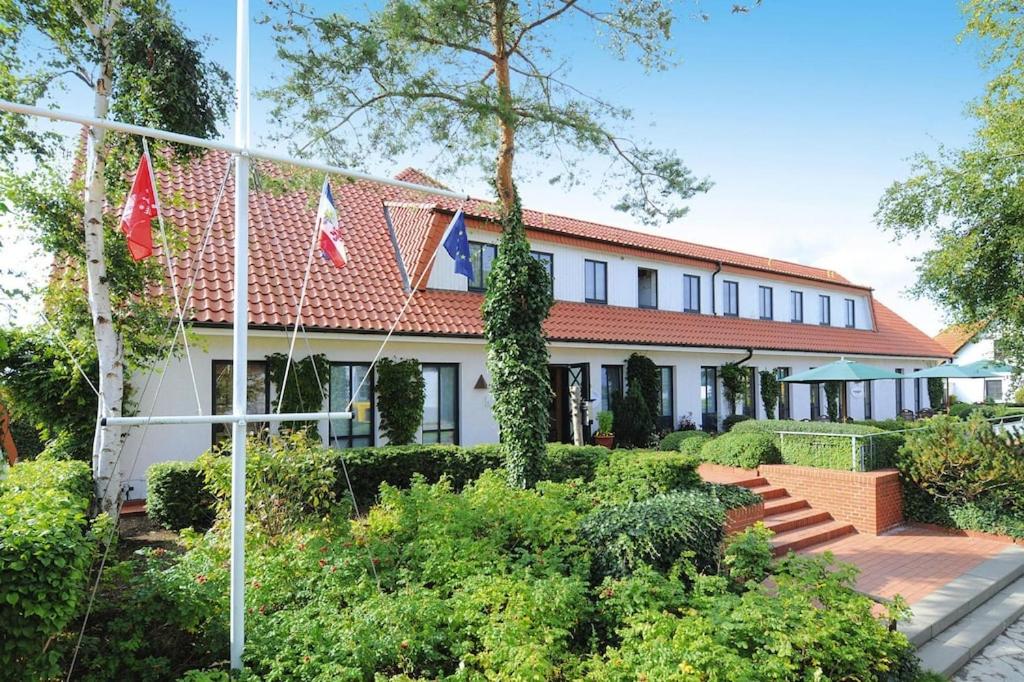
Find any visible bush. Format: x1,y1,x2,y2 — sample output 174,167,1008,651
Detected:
722,413,752,432
375,357,425,445
678,431,711,456
722,522,774,586
732,419,902,470
702,482,761,510
589,451,701,505
1,460,100,680
759,370,780,419
699,431,782,469
612,390,655,448
579,489,726,580
37,430,86,461
543,443,609,482
147,461,215,531
658,429,708,451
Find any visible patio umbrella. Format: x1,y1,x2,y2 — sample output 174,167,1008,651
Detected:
909,361,1009,412
781,359,904,421
958,360,1014,377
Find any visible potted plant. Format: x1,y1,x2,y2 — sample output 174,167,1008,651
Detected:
594,410,615,449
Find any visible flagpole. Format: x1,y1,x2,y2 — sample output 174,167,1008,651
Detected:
230,0,250,671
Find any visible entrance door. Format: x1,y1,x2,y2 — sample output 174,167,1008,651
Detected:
548,363,591,443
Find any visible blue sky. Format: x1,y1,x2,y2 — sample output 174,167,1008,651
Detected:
4,2,994,334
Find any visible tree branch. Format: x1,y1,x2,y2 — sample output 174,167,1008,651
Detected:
509,0,580,54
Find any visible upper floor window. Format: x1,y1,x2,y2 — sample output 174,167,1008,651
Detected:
723,280,739,316
638,267,658,309
844,298,856,328
683,274,701,313
790,291,803,323
759,286,773,320
468,242,496,291
819,294,831,326
585,259,607,304
530,250,554,296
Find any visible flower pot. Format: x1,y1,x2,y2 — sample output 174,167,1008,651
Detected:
594,434,614,449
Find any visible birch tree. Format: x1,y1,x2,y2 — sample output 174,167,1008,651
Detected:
0,0,229,509
266,0,755,486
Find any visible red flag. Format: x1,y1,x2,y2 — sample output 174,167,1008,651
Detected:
119,154,158,260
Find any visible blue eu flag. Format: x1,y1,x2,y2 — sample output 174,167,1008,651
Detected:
442,211,474,280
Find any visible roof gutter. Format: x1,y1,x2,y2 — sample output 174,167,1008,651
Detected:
710,261,722,315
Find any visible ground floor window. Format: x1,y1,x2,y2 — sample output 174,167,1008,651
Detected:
810,381,821,420
211,360,269,445
329,363,373,449
914,378,922,413
700,366,717,431
863,381,873,420
601,365,624,413
985,378,1003,402
422,364,459,444
743,366,757,417
775,367,791,419
657,366,674,431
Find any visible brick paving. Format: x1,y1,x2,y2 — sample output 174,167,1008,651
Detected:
803,525,1010,604
953,615,1024,681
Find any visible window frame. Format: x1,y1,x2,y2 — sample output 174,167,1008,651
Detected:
637,267,658,309
844,298,856,328
683,274,701,313
775,367,791,419
700,366,718,431
790,291,803,323
328,362,375,450
211,360,270,445
467,241,497,292
530,250,554,296
819,294,831,326
656,365,674,431
722,280,739,317
759,286,773,320
863,381,873,420
421,363,460,445
895,368,904,413
601,364,624,413
985,379,1003,402
585,259,608,304
743,366,758,417
810,381,821,420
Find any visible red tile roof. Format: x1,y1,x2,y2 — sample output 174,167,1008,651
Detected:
150,151,949,359
934,322,985,355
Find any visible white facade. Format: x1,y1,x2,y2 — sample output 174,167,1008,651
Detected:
949,335,1013,403
121,328,936,499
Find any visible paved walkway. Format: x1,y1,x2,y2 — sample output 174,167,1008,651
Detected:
803,525,1010,604
954,615,1024,681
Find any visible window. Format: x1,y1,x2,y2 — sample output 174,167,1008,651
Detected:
790,291,803,323
759,286,773,320
985,379,1004,402
810,382,821,420
863,381,872,420
914,377,921,413
775,367,791,419
723,280,739,316
743,366,757,417
700,366,718,431
657,366,674,431
585,259,607,304
895,368,904,413
819,294,831,325
530,250,554,296
638,267,658,309
329,363,373,449
468,242,496,291
212,360,269,445
844,298,856,328
683,274,701,313
601,365,624,413
422,364,458,444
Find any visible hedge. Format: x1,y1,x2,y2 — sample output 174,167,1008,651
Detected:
589,450,701,505
147,461,216,531
730,419,902,470
699,431,782,469
657,430,706,451
0,460,99,680
678,431,711,456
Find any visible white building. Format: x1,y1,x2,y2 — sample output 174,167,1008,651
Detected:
934,323,1014,403
120,157,951,498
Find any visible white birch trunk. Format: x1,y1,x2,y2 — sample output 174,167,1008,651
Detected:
83,3,125,512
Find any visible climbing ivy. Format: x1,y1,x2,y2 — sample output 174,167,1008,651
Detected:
482,192,554,488
928,377,945,411
720,364,749,416
759,370,780,420
626,353,660,420
265,353,329,437
824,381,841,422
375,357,425,445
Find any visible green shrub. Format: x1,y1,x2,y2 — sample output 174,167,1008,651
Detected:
1,460,100,680
678,431,711,456
949,402,976,419
375,357,425,445
731,419,902,470
658,429,709,451
722,522,774,586
147,461,215,531
927,377,945,410
722,413,752,432
579,489,726,579
37,430,86,461
612,390,655,448
702,482,761,510
699,431,782,469
759,370,780,419
589,450,701,505
542,444,609,482
596,410,613,436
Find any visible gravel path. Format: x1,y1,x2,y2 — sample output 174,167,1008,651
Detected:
953,616,1024,681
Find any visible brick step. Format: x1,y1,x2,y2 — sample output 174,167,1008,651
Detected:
771,520,856,556
747,484,788,501
731,476,768,489
763,508,834,534
762,496,810,515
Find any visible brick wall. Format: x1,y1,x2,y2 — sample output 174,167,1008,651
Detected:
724,501,765,535
759,465,903,534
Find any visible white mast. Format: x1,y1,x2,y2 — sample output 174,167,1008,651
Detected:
230,0,250,670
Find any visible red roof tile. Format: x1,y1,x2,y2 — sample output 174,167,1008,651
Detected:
934,322,986,355
148,152,948,358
